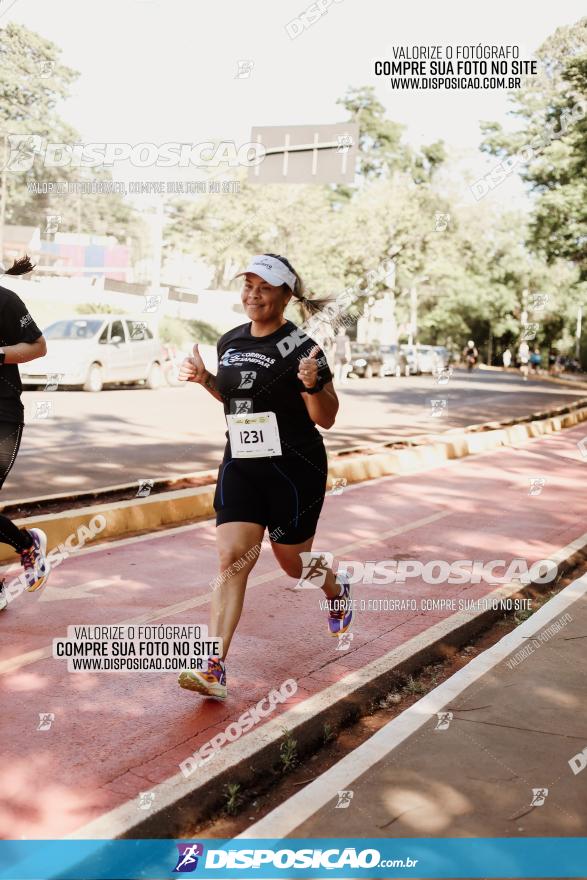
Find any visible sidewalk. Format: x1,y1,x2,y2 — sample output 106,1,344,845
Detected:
1,423,587,839
243,573,587,843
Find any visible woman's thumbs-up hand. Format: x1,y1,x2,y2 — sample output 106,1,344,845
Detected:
297,345,320,389
178,343,208,383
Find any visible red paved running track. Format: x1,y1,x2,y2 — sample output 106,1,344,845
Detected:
0,424,586,837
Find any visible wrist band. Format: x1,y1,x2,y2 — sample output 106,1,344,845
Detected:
304,379,324,395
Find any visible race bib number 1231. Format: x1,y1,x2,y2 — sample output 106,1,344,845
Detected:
226,411,282,458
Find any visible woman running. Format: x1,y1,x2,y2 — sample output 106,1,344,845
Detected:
0,257,50,612
177,254,352,699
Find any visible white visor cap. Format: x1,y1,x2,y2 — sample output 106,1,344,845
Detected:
234,255,296,292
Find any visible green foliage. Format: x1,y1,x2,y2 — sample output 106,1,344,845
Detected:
6,21,584,361
402,675,427,696
480,17,587,279
279,728,298,773
322,722,335,744
0,23,149,249
158,316,219,347
76,303,124,315
336,85,413,180
223,783,243,816
335,86,446,183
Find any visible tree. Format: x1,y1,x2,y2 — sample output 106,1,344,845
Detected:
336,86,446,186
0,23,146,247
480,16,587,277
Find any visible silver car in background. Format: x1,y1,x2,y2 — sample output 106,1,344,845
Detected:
433,346,450,369
379,344,409,377
20,315,164,392
414,344,438,374
400,344,450,374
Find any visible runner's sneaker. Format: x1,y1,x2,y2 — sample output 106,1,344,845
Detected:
178,657,227,700
327,576,353,636
0,580,6,612
20,528,49,593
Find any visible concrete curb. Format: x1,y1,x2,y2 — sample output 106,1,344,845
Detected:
0,485,216,566
68,531,587,840
2,399,587,565
2,469,219,515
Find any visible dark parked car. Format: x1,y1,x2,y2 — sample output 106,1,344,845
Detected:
348,343,384,378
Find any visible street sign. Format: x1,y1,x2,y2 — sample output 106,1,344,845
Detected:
249,122,359,184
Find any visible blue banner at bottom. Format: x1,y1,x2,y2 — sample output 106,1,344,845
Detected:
0,838,586,879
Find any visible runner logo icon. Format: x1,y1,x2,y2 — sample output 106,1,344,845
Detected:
296,551,333,589
435,711,453,731
231,399,253,414
37,713,55,731
238,370,257,389
335,790,354,808
173,843,204,873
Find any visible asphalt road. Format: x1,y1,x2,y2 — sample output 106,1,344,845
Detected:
3,368,586,503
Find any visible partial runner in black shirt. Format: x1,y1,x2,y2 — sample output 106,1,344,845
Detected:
176,254,353,701
0,257,51,612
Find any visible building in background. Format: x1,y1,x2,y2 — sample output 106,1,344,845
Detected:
1,226,131,281
1,225,41,267
39,232,131,281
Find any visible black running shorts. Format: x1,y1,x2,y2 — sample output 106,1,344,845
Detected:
213,439,328,544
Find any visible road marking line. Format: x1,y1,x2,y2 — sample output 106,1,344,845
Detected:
0,510,450,676
239,571,587,839
0,519,215,579
39,577,119,603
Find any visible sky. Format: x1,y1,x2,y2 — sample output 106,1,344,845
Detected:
3,0,586,203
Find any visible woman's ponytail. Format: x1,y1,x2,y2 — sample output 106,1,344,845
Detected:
265,253,336,321
4,255,35,276
296,293,329,317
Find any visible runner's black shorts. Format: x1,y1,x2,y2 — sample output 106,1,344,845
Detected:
214,439,328,544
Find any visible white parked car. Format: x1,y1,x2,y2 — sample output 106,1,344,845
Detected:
20,315,165,392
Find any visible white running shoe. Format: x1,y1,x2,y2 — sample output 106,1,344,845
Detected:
178,657,227,700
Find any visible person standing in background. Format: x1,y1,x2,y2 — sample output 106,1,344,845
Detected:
530,347,542,374
462,340,479,372
548,349,557,375
518,340,530,381
333,328,351,384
